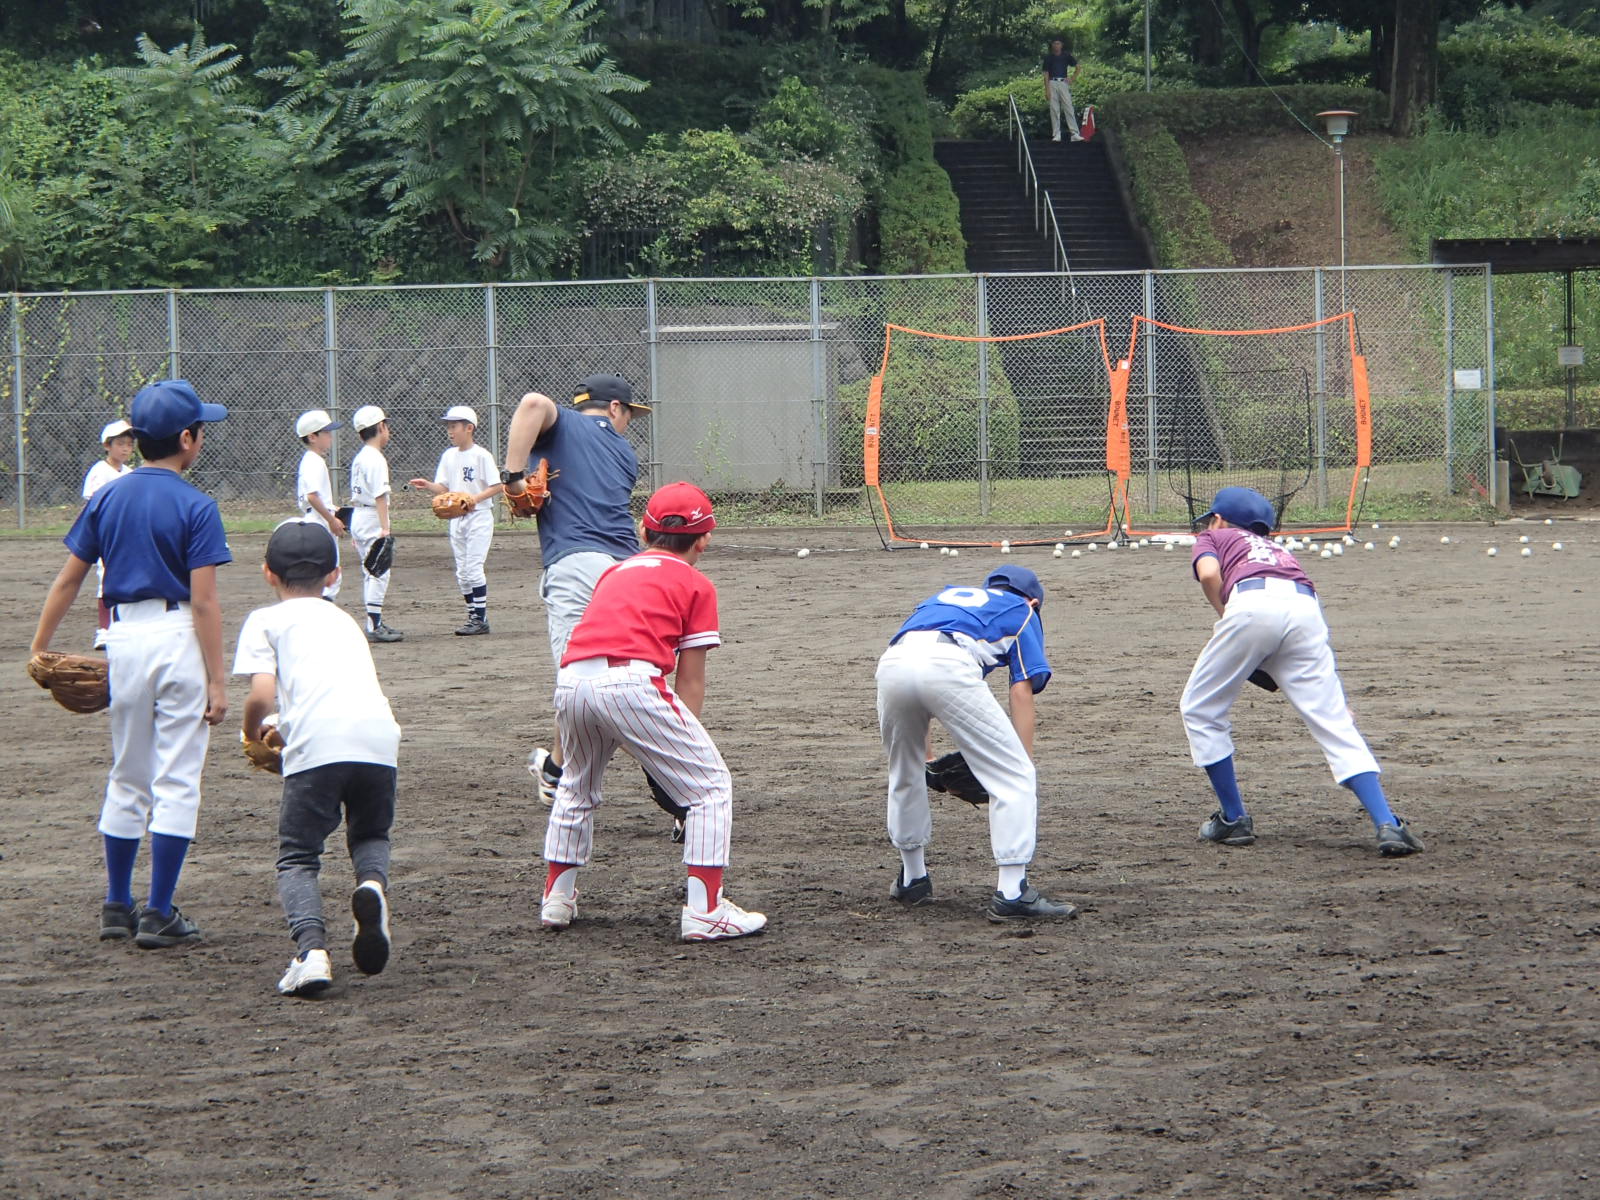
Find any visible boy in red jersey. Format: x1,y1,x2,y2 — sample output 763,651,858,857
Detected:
538,481,767,942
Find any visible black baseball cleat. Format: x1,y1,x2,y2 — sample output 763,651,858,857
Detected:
986,882,1077,922
135,906,202,949
890,869,933,906
453,617,490,636
100,901,138,941
1199,810,1256,846
366,622,404,644
1377,818,1424,856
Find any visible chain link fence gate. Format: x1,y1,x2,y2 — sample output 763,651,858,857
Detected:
4,265,1493,530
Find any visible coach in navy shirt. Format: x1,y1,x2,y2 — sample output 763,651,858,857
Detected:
1042,37,1083,142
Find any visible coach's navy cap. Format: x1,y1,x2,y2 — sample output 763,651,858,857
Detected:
266,519,338,583
1202,486,1275,535
573,374,650,412
986,565,1044,609
130,379,228,439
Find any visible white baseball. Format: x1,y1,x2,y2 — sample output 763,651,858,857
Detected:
920,541,930,550
939,546,950,556
949,548,959,557
1553,542,1564,551
1364,542,1374,550
1440,536,1451,544
1087,543,1097,551
1521,547,1532,557
1001,540,1011,553
1486,547,1498,557
1106,542,1117,552
797,547,809,558
1070,549,1081,558
1054,542,1065,552
1052,548,1063,558
1320,548,1332,559
1545,518,1554,525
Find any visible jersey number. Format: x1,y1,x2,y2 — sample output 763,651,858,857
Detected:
936,586,997,608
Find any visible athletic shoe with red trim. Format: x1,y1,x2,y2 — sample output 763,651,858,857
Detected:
541,889,578,931
680,897,767,942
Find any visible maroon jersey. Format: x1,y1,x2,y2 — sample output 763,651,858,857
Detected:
1192,527,1314,596
561,550,720,673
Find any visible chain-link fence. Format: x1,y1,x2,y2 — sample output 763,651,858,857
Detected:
3,265,1493,530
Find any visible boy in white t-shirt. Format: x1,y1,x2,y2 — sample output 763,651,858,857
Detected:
348,405,402,643
407,404,503,635
293,409,345,600
234,520,403,998
83,419,136,648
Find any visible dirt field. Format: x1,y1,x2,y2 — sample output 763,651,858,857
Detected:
3,516,1598,1200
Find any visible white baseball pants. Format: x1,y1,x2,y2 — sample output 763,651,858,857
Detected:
876,632,1038,866
544,659,733,868
349,506,389,611
101,601,211,840
1048,79,1081,139
303,508,341,599
1180,578,1380,782
541,551,621,664
449,509,493,593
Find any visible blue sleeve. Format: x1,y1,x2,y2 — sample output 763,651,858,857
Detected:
63,498,100,564
188,500,232,569
1008,614,1052,694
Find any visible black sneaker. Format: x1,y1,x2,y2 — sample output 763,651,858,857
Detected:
100,901,138,941
1377,819,1424,857
135,906,202,949
1199,810,1256,846
890,869,933,906
454,617,490,636
986,882,1077,922
351,881,391,975
366,622,404,644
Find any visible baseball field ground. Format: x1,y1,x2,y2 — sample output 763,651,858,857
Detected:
3,518,1596,1198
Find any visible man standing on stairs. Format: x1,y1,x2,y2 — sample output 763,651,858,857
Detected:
1043,37,1083,143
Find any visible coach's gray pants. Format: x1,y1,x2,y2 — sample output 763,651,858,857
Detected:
277,761,396,952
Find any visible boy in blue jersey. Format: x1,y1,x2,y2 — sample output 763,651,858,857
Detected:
500,374,650,804
31,380,231,948
875,565,1079,922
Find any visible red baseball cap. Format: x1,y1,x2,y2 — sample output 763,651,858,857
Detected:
643,481,716,534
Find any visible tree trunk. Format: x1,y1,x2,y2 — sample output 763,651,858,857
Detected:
1389,0,1440,136
1191,2,1225,72
925,0,961,92
1369,10,1393,94
1227,0,1263,84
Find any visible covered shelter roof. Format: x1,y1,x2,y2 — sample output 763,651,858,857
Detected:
1431,236,1600,274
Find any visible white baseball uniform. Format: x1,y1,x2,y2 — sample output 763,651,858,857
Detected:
543,552,730,868
82,460,132,601
295,448,341,599
434,443,497,593
876,586,1052,866
1180,529,1379,782
349,443,392,613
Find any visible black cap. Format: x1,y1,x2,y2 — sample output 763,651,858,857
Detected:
572,374,650,412
266,519,338,583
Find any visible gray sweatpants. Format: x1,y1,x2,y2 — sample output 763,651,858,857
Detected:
277,761,396,952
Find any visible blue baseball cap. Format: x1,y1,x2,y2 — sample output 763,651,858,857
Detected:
130,379,228,439
1202,486,1275,535
986,564,1045,609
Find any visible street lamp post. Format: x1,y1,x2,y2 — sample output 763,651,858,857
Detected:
1316,110,1357,313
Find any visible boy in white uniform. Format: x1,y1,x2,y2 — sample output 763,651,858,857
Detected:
234,520,402,997
407,404,503,635
83,418,136,649
348,405,402,643
293,409,345,600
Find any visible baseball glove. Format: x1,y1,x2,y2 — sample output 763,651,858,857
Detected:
364,535,395,576
431,490,476,520
1246,667,1279,693
241,716,286,775
334,505,354,531
645,769,690,843
504,458,556,519
27,651,110,714
925,750,989,806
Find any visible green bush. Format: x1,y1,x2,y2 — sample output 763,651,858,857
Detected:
878,161,966,275
857,65,935,169
1103,124,1229,269
1096,85,1387,139
949,63,1147,140
1441,15,1600,112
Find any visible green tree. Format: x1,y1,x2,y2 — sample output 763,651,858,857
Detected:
345,0,646,276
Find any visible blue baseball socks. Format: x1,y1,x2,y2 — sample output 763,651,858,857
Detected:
1341,771,1397,828
1203,756,1247,821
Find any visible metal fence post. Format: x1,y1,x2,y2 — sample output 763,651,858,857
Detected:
1485,266,1497,509
11,294,25,529
1142,270,1158,517
324,289,342,496
484,284,500,462
167,290,180,378
810,277,824,519
1313,268,1329,508
645,279,661,491
976,274,991,518
1443,269,1455,494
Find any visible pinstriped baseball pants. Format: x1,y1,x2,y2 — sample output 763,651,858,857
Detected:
543,660,732,868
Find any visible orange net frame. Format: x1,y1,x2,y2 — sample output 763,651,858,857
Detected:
1115,312,1371,537
865,319,1122,548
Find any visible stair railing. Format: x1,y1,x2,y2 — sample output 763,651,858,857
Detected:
1006,93,1076,289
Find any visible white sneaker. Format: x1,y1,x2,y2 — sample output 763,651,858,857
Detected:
277,948,333,997
93,629,108,650
527,748,559,806
350,881,391,975
680,897,767,942
1070,133,1086,142
541,889,577,930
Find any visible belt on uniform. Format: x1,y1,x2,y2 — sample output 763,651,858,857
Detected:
1234,577,1315,598
562,655,663,678
894,629,961,646
111,599,183,621
1050,77,1068,81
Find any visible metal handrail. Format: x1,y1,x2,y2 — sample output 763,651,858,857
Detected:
1005,93,1077,295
